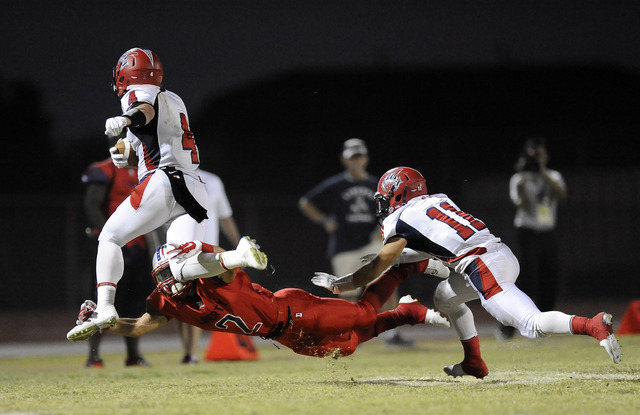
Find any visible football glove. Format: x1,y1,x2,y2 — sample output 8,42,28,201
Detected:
167,241,203,263
311,272,339,293
104,116,128,137
109,146,129,168
76,300,97,325
311,272,356,294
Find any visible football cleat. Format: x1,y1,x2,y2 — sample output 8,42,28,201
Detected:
396,295,451,327
67,305,119,343
220,236,268,270
125,357,150,367
590,312,621,363
181,354,200,365
601,334,622,364
444,361,489,379
85,358,104,368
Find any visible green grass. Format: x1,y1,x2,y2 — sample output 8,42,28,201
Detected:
1,335,639,415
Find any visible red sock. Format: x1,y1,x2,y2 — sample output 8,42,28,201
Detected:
570,316,589,336
571,313,611,341
461,336,482,361
355,307,415,342
460,336,489,378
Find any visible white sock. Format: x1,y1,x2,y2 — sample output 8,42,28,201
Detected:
537,311,573,336
96,240,123,309
97,285,117,310
219,249,244,269
174,252,227,281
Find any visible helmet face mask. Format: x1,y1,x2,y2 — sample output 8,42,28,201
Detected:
374,192,391,225
375,167,428,222
151,244,192,298
112,48,163,98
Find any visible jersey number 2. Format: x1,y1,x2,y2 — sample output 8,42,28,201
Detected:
180,113,199,164
426,202,486,240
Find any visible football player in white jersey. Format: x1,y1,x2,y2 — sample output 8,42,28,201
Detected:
68,48,209,342
312,166,621,378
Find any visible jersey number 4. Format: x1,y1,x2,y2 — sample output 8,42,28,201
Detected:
427,202,486,240
180,113,200,164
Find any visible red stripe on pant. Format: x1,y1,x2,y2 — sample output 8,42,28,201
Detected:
129,173,153,210
466,258,503,300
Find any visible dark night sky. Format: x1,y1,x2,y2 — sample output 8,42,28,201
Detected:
3,1,640,143
2,1,640,308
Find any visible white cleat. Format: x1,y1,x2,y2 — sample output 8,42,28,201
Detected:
600,333,622,364
591,312,622,364
426,309,451,328
443,363,467,377
221,236,268,270
66,305,119,343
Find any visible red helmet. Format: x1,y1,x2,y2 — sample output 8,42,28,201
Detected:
375,167,428,220
112,48,163,98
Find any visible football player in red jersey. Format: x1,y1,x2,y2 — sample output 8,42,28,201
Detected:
312,166,621,377
69,238,450,358
68,48,210,341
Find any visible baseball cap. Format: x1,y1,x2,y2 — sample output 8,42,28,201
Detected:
342,138,368,159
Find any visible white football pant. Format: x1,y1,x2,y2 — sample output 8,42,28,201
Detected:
95,170,207,309
434,244,573,340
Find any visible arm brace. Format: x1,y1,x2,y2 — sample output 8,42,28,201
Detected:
122,107,147,128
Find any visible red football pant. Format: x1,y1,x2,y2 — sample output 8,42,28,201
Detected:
274,263,420,357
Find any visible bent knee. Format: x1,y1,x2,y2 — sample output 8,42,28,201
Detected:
433,283,455,311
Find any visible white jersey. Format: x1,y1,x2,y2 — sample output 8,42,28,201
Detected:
120,85,201,181
199,170,234,245
382,193,502,274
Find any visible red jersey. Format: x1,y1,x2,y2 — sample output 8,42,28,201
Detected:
146,267,414,357
146,270,288,338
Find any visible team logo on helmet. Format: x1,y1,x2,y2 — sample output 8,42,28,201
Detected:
119,49,155,70
140,49,155,65
119,51,132,70
380,170,403,194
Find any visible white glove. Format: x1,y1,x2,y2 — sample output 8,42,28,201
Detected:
105,116,128,137
171,280,188,295
167,241,203,264
311,272,339,294
424,259,450,279
109,145,129,168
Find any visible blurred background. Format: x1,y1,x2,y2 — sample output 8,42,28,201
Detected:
1,1,638,321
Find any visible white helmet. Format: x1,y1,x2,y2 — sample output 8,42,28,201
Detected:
151,244,191,297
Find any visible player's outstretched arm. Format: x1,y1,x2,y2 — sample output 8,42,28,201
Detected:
110,313,168,337
313,237,408,293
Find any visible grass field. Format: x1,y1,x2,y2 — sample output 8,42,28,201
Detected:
1,335,638,415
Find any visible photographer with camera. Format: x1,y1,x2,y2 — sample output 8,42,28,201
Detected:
498,137,567,340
